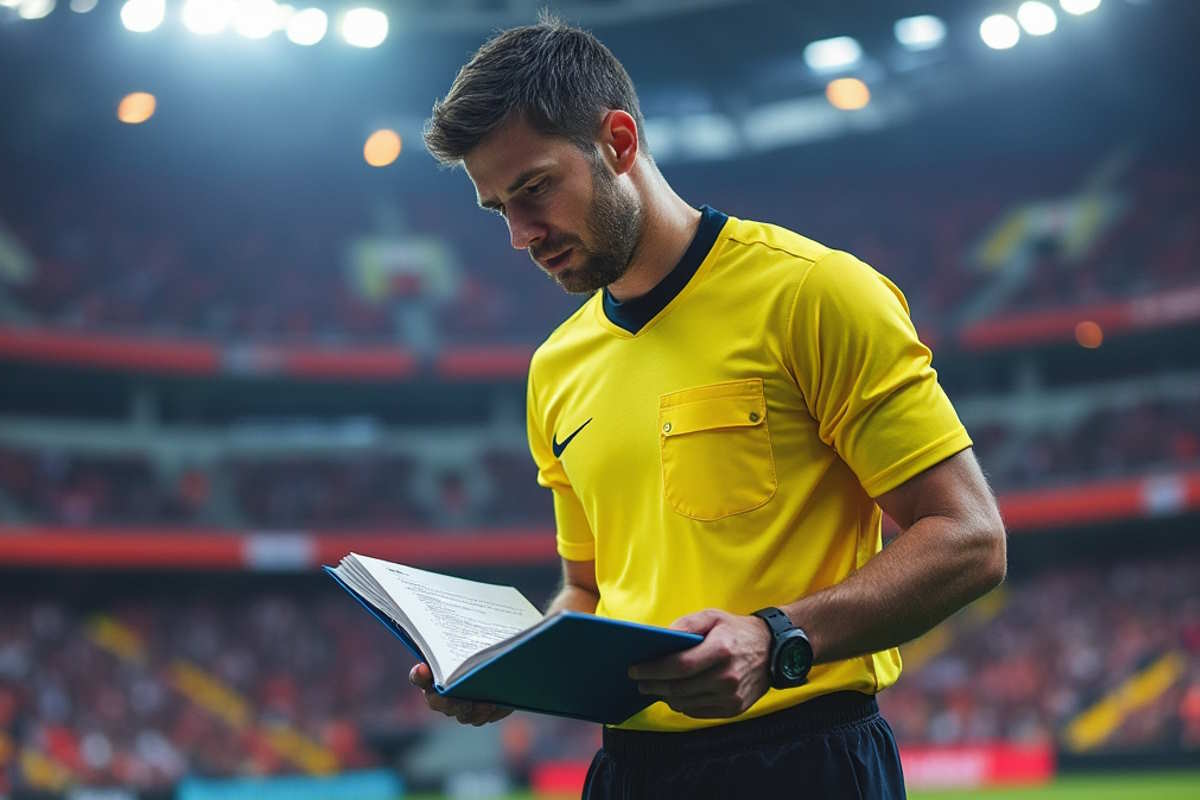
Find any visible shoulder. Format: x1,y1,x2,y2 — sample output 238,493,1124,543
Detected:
528,292,602,385
719,215,832,274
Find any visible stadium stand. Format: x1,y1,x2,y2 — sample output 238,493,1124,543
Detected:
3,154,1197,349
0,556,1194,793
2,381,1197,528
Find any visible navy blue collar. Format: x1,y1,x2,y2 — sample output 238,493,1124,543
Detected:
602,205,727,334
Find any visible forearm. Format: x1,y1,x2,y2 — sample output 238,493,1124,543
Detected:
783,512,1006,664
545,583,599,616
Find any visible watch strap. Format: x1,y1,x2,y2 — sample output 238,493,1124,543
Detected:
752,606,793,640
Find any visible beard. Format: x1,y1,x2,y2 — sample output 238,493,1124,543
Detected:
535,156,644,295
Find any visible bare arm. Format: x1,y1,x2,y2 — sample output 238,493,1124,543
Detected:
545,557,600,616
782,447,1007,662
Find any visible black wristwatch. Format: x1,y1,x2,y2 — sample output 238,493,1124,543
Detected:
751,607,813,689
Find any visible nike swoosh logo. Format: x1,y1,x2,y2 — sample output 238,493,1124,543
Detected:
552,418,593,458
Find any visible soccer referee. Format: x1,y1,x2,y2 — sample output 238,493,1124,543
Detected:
409,16,1007,799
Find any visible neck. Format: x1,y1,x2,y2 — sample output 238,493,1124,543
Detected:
605,165,701,303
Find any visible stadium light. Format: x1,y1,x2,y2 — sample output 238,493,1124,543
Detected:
182,0,235,35
980,14,1021,49
803,36,862,73
0,0,21,8
341,7,388,48
894,15,946,51
273,2,292,30
17,0,55,19
1060,0,1102,14
364,129,402,167
120,0,164,32
1017,2,1059,35
286,7,326,45
70,0,98,13
117,92,157,125
825,78,870,111
233,0,278,39
1075,320,1103,348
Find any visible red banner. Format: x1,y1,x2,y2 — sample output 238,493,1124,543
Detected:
960,285,1200,350
900,743,1055,788
0,471,1196,570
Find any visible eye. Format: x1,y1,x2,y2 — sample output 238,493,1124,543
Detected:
525,179,548,196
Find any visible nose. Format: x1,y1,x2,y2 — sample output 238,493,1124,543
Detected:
507,212,546,251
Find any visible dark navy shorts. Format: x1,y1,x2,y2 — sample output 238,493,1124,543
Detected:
582,691,906,799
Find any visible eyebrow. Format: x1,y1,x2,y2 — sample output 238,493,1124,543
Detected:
478,167,549,210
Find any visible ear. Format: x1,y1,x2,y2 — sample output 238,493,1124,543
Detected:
599,110,639,176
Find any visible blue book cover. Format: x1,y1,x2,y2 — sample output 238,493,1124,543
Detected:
324,564,702,725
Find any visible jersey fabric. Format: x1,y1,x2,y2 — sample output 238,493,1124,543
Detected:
525,206,972,732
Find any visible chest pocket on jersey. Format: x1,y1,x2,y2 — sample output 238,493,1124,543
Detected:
658,378,777,521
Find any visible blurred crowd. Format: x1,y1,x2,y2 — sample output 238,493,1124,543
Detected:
970,390,1200,491
1,390,1197,530
0,556,1196,794
2,154,1196,348
0,448,548,530
0,590,412,794
879,556,1200,752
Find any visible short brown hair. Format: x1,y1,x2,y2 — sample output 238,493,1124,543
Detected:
423,13,647,165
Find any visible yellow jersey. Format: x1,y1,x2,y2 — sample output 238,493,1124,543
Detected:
526,206,971,731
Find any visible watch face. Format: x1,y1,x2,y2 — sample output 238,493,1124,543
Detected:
779,638,811,680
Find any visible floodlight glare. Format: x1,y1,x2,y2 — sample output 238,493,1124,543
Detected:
17,0,55,19
894,15,946,51
234,0,278,39
826,78,870,111
117,92,157,125
0,0,22,8
120,0,164,32
803,36,862,73
341,7,388,48
286,7,326,45
980,14,1021,49
1017,2,1058,35
273,2,293,30
364,129,402,167
70,0,98,13
182,0,235,35
1060,0,1101,14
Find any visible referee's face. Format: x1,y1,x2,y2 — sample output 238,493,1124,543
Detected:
465,117,643,295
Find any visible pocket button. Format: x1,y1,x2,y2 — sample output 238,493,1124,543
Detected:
748,412,760,422
662,422,672,433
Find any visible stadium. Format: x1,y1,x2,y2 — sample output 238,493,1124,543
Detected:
0,0,1198,797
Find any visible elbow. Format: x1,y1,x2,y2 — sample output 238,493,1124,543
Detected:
975,518,1008,595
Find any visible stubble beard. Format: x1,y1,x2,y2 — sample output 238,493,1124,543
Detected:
548,157,644,296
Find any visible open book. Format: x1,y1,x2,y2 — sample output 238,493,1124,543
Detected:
326,553,703,724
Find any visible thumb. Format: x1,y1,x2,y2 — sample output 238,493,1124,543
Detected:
670,609,725,635
409,663,432,687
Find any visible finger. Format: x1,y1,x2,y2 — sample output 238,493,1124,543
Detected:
669,609,725,635
409,663,433,688
426,692,471,717
464,703,498,725
630,638,725,681
638,665,727,698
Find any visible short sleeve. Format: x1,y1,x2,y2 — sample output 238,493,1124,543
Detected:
786,250,972,497
526,363,596,561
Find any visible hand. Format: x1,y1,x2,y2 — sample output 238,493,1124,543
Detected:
408,663,514,726
628,609,772,719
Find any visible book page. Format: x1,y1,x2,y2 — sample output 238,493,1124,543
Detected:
351,554,544,684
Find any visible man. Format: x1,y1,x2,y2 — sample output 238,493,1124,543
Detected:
409,15,1006,799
